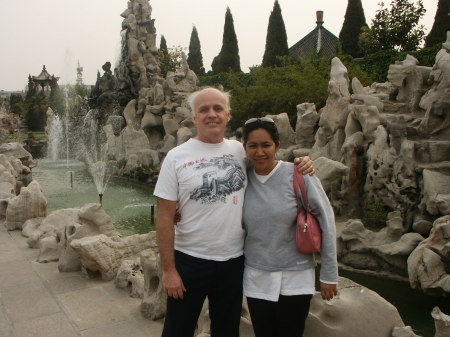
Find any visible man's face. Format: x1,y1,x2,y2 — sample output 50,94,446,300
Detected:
193,89,230,144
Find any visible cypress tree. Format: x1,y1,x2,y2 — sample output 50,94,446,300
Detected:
339,0,367,57
212,7,241,73
262,0,289,67
187,26,205,76
425,0,450,47
160,35,168,52
159,35,171,76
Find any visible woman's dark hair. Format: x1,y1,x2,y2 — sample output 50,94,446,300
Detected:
242,119,280,145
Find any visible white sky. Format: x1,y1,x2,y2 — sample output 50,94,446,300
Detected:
0,0,439,91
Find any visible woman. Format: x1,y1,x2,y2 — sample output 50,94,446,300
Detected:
242,117,338,337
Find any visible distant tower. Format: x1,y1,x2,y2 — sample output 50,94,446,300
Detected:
76,61,84,85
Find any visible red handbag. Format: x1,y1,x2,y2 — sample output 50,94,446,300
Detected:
293,169,322,253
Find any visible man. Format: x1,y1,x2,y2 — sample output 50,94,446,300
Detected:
154,88,313,337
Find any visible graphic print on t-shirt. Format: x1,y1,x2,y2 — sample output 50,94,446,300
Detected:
190,154,246,204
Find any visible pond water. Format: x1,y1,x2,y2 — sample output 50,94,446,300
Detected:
32,159,449,336
32,159,155,236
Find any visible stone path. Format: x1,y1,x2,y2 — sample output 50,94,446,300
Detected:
0,223,255,337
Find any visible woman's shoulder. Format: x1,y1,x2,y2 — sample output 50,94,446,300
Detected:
280,161,295,170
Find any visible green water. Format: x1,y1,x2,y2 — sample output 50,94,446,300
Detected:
32,159,155,236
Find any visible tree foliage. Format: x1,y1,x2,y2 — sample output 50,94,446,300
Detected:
359,0,426,55
26,75,35,100
49,77,65,115
158,35,170,76
24,92,48,131
352,43,441,82
211,7,241,74
159,35,186,76
160,35,167,52
201,56,373,131
187,26,205,76
425,0,450,47
262,0,289,67
339,0,367,57
9,94,26,116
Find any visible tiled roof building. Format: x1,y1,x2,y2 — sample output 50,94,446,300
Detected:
289,11,338,60
31,65,59,95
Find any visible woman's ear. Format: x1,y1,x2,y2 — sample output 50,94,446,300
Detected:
275,141,281,151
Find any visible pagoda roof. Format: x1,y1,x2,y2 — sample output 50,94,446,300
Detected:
289,11,338,60
32,65,59,82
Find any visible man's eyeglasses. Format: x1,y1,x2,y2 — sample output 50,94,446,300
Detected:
244,117,275,127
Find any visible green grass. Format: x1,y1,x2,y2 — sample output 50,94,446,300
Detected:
6,131,47,142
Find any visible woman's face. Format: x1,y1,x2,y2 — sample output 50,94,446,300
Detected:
244,128,280,175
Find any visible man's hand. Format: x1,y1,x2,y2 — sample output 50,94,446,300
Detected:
294,156,315,175
162,268,186,299
320,282,338,301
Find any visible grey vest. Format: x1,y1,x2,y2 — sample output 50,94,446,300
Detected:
243,161,338,282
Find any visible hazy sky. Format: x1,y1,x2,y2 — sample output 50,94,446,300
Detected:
0,0,439,91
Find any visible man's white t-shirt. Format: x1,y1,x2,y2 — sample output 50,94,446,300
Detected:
154,138,247,261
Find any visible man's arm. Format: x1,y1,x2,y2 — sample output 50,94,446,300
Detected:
294,156,315,175
156,197,186,299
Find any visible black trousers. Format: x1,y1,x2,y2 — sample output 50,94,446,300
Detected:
247,294,313,337
162,251,244,337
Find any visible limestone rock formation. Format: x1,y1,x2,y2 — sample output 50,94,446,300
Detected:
407,215,450,296
5,180,47,230
70,232,156,280
0,142,35,168
70,0,199,185
166,52,199,93
192,277,413,337
339,218,423,274
421,170,450,216
140,249,167,320
387,54,431,112
267,112,296,148
295,103,319,148
304,277,407,337
432,306,450,337
115,255,145,298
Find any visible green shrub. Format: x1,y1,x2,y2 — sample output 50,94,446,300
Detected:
363,203,390,230
117,158,127,169
200,56,374,131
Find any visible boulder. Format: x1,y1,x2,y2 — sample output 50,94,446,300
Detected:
432,306,450,337
407,215,450,296
140,249,166,320
339,217,421,273
295,103,319,148
115,255,145,298
267,112,295,148
5,180,47,230
304,277,406,337
313,157,348,195
70,232,156,280
421,170,450,216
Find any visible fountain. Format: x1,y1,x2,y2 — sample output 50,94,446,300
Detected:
45,112,63,161
76,108,111,204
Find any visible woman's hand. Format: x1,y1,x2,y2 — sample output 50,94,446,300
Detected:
320,282,338,300
294,156,315,175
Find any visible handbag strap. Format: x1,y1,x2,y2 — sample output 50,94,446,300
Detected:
293,168,309,211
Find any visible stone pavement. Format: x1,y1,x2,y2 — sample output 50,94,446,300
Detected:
0,222,255,337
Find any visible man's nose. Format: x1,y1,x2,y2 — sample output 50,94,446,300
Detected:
206,108,216,117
